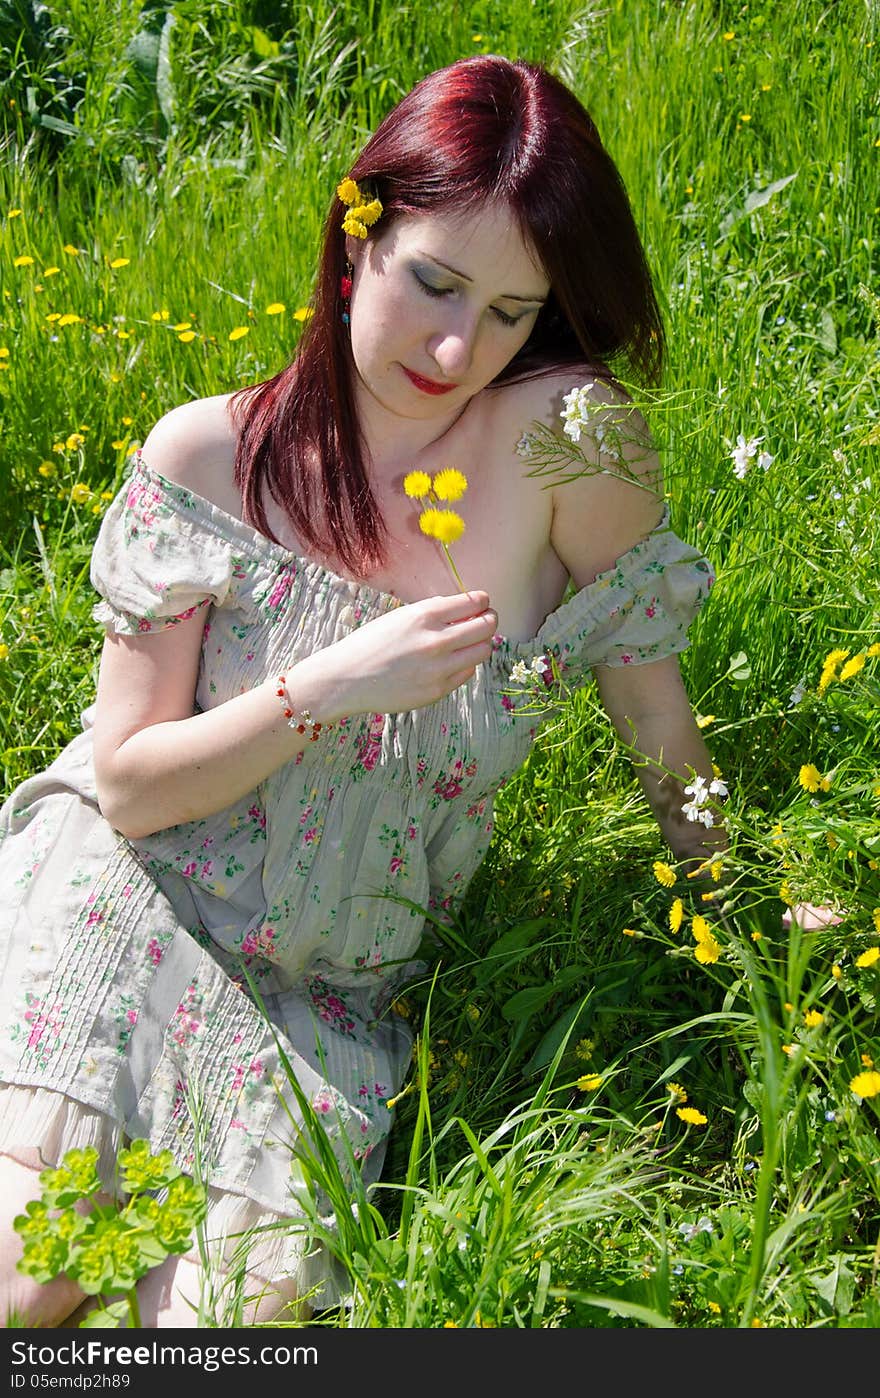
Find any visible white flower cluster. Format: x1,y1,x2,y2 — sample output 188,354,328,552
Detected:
510,654,551,685
681,774,728,827
561,383,597,443
730,433,774,480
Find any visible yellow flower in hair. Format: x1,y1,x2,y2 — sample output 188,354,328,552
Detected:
337,178,361,206
342,210,369,239
355,199,383,227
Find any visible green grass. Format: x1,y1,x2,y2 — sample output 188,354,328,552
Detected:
1,0,879,1328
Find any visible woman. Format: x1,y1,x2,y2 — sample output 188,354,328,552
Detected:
0,55,720,1326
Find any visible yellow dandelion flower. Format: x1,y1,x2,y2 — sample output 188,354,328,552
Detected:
70,483,91,504
151,309,170,321
666,1081,687,1103
739,113,752,123
784,1001,794,1013
867,643,880,657
293,306,313,322
228,326,249,341
111,439,126,451
695,713,715,728
44,266,60,277
849,1071,880,1099
803,1009,824,1028
429,510,465,545
723,31,735,40
653,861,676,888
577,1074,603,1092
676,1107,707,1126
38,461,56,478
855,946,880,968
691,914,712,942
109,257,130,269
621,927,642,938
839,653,865,681
57,313,82,327
861,1053,874,1068
172,321,191,332
0,347,8,359
0,643,8,660
782,1044,795,1056
432,468,468,502
65,433,84,450
751,930,762,941
265,302,285,315
13,255,34,267
177,331,196,343
708,1301,722,1315
8,208,22,217
831,963,842,980
62,244,80,255
403,470,432,499
694,934,721,964
669,898,684,934
798,763,824,793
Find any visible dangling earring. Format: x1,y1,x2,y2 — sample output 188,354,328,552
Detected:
341,258,353,326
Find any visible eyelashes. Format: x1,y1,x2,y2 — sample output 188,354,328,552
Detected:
413,271,522,327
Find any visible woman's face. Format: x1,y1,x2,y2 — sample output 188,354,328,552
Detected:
347,201,549,437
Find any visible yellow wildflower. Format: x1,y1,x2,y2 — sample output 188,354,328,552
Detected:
798,763,824,793
420,508,464,545
13,255,34,267
695,714,715,728
151,309,170,321
0,643,8,660
691,915,713,942
666,1081,687,1103
839,653,865,681
855,946,879,968
65,433,84,450
0,347,8,358
293,306,313,322
577,1074,603,1092
751,930,762,941
432,468,469,502
109,257,130,269
849,1071,880,1099
8,208,22,217
676,1107,707,1126
44,266,60,277
336,178,361,206
867,643,880,657
803,1009,824,1028
70,483,91,504
265,303,285,315
621,927,642,938
403,470,432,499
669,897,684,934
62,244,80,255
831,963,842,980
177,331,196,343
56,313,82,327
653,861,676,888
779,882,792,903
738,113,752,122
229,326,249,341
708,1301,721,1315
860,1053,874,1068
38,461,56,478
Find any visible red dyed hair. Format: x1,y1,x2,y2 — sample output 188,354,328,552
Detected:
231,55,664,574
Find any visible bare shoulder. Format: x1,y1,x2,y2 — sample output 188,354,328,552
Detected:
139,392,240,510
488,365,666,588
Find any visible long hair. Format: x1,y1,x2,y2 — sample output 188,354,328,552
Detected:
231,55,664,574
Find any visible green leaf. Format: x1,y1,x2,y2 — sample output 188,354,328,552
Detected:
726,650,751,684
80,1300,129,1329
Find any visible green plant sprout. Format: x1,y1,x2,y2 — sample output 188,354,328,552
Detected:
13,1141,208,1328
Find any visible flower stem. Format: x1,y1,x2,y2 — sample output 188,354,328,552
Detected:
442,545,466,592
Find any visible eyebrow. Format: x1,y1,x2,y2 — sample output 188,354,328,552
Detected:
421,253,548,305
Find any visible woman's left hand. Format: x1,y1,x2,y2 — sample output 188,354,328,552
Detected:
782,902,844,930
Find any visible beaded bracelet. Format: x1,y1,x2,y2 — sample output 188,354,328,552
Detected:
275,674,328,741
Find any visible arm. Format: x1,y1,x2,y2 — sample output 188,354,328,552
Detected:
593,656,727,872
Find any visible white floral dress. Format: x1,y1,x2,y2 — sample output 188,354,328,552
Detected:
0,453,714,1301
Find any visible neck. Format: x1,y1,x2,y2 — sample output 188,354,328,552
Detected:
354,383,472,471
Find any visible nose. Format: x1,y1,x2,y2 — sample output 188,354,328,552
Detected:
428,313,478,379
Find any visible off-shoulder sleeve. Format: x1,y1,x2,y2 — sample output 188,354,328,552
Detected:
90,456,234,635
529,507,715,676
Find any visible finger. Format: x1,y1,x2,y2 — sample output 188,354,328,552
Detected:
427,591,492,623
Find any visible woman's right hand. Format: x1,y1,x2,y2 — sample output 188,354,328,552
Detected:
292,590,498,721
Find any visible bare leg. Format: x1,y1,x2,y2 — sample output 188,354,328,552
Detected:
0,1154,90,1328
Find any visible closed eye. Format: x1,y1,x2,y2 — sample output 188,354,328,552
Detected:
413,272,525,328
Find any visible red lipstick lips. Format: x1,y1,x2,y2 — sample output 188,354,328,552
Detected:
402,367,458,395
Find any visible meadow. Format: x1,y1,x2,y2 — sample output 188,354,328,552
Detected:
1,0,878,1328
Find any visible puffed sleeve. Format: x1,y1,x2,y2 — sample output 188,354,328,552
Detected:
90,454,234,635
528,507,715,678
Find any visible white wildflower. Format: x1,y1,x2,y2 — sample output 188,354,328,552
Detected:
515,433,535,459
758,450,774,471
788,680,806,708
561,383,596,443
729,433,764,480
509,660,531,684
683,775,709,803
708,777,728,799
682,799,705,823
